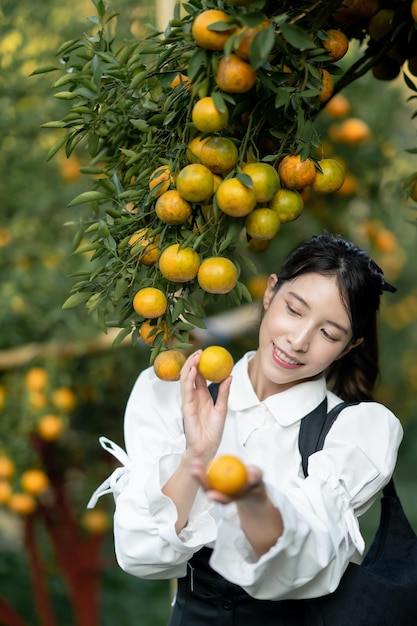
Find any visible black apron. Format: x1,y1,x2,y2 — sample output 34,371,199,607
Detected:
167,547,310,626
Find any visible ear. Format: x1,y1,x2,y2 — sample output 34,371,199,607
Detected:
336,337,364,360
263,274,279,310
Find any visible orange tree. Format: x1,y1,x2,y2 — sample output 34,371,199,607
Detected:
40,0,417,381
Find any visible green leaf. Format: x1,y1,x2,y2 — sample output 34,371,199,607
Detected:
112,326,132,348
67,191,109,206
30,65,59,76
250,24,275,71
62,292,90,309
279,23,316,50
46,133,69,161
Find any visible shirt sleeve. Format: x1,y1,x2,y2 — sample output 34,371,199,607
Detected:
209,401,403,600
91,367,218,580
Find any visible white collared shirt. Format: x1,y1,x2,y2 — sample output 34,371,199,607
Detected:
89,352,403,600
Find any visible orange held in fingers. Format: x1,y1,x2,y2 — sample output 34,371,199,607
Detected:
133,287,167,318
153,349,186,381
191,9,235,50
158,243,200,283
197,257,238,294
198,345,234,383
207,454,248,495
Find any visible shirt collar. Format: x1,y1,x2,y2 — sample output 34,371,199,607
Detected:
228,352,328,426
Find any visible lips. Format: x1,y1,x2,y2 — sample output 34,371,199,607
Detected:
272,344,303,369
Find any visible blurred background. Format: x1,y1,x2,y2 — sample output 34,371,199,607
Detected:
0,1,416,624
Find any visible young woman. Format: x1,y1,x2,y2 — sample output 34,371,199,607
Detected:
89,233,402,625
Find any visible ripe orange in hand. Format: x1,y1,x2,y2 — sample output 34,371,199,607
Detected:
278,155,316,190
241,162,280,202
155,190,193,225
153,349,186,381
311,158,346,194
133,287,167,318
192,97,229,133
216,178,257,217
191,9,235,50
215,54,257,93
198,345,234,383
176,164,214,203
197,257,238,294
207,454,248,495
159,243,200,283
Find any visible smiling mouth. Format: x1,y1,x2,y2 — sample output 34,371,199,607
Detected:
273,344,303,367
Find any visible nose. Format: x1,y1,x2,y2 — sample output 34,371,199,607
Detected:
288,326,310,353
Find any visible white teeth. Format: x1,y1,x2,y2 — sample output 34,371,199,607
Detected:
274,346,300,366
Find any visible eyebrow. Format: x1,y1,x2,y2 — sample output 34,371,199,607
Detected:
288,291,350,335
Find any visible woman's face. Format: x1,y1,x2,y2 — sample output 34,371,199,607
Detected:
249,272,361,399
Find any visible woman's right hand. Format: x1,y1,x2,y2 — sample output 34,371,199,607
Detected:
180,350,232,467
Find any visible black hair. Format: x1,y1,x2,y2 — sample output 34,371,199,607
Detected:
273,233,396,402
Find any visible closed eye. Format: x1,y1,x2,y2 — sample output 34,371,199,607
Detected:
321,328,339,342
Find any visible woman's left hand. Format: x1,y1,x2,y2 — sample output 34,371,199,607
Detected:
189,458,265,505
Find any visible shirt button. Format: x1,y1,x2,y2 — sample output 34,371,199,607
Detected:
223,598,233,610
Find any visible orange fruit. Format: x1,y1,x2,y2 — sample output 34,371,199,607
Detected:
186,136,208,164
322,29,349,61
0,481,12,504
0,456,15,480
191,96,229,133
269,188,304,222
149,165,173,197
215,54,257,93
241,162,281,202
7,493,37,515
128,228,160,266
25,367,48,391
191,9,235,51
412,0,417,22
245,208,280,240
197,257,239,294
246,274,268,300
158,243,200,283
153,349,186,381
28,391,48,409
234,20,269,61
335,171,358,196
323,93,351,118
318,69,334,103
328,118,371,144
21,469,49,495
133,287,167,318
247,238,270,253
52,387,77,412
155,190,193,225
368,9,394,40
207,454,248,495
170,72,190,89
81,509,110,534
38,414,65,441
216,178,257,217
198,345,234,383
278,155,316,190
176,164,214,203
199,137,239,174
311,158,345,194
140,319,170,346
